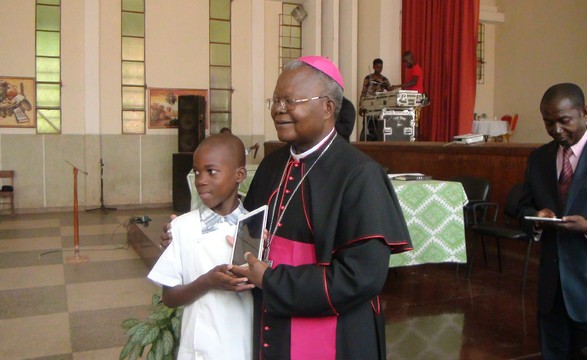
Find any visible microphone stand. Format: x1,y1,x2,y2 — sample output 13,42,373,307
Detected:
87,158,117,212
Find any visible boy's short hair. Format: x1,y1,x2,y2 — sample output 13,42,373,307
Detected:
373,58,383,66
197,133,246,168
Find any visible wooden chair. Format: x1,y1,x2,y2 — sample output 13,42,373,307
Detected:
500,114,518,143
0,170,15,216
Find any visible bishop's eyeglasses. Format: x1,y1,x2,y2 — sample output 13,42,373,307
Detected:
266,96,329,111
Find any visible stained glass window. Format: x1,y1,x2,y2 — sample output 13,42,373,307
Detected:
122,0,146,133
36,0,62,134
210,0,232,132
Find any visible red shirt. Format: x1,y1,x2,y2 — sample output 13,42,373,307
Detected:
405,64,424,93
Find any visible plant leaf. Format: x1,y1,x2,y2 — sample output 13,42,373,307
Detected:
148,311,168,322
141,325,161,346
151,293,162,306
146,349,156,360
153,338,165,360
129,324,151,344
171,317,181,339
119,340,135,360
175,306,184,318
121,318,141,330
161,330,174,355
126,322,145,337
129,343,142,360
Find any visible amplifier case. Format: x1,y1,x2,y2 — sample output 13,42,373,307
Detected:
394,90,421,107
381,109,416,142
361,90,422,111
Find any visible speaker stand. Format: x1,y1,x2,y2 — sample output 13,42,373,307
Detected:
87,158,117,213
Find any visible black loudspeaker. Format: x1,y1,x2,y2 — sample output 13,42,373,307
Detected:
172,153,194,213
178,95,206,152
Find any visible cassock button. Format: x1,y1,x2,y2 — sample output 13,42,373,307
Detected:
289,176,294,180
280,206,285,210
263,343,270,348
278,223,282,227
264,326,270,331
285,190,291,194
294,163,299,167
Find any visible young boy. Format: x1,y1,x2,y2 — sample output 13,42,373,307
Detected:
148,133,255,360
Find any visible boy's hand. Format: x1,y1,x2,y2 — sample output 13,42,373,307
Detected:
207,264,255,292
160,214,177,249
230,252,268,289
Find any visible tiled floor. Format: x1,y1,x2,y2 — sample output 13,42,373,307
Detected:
0,208,168,360
0,208,541,359
384,262,540,359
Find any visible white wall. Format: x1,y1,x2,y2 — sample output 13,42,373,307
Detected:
0,0,206,211
0,0,370,211
263,1,283,143
357,0,402,96
474,7,499,121
1,0,37,137
2,0,587,212
494,0,587,143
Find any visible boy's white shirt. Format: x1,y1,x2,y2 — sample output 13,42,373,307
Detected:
148,210,253,360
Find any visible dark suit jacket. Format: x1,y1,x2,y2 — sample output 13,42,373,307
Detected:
518,140,587,322
335,97,356,141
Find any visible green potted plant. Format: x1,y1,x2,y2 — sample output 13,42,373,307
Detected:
120,293,183,360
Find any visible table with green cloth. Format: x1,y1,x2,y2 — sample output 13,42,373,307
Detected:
390,179,468,267
189,171,468,267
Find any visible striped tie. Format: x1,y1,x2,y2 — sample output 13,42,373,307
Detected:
559,147,574,208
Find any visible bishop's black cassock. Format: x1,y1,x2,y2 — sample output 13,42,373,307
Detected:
244,133,412,360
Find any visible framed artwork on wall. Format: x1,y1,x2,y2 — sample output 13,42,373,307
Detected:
148,88,208,129
0,77,36,128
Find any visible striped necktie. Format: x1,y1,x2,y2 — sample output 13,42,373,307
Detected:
559,147,574,208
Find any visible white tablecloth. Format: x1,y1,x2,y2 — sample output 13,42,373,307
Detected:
472,120,509,136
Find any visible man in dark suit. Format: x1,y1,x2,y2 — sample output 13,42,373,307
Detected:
335,97,356,141
518,83,587,359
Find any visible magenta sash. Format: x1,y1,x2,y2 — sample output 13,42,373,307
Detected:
269,236,337,360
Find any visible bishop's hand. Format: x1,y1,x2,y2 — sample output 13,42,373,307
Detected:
230,252,268,289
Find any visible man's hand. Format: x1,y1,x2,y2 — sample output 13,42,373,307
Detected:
160,214,177,249
230,252,269,289
206,264,255,292
558,215,587,234
533,208,558,229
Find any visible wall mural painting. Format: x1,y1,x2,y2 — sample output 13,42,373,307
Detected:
0,77,36,128
148,88,207,129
